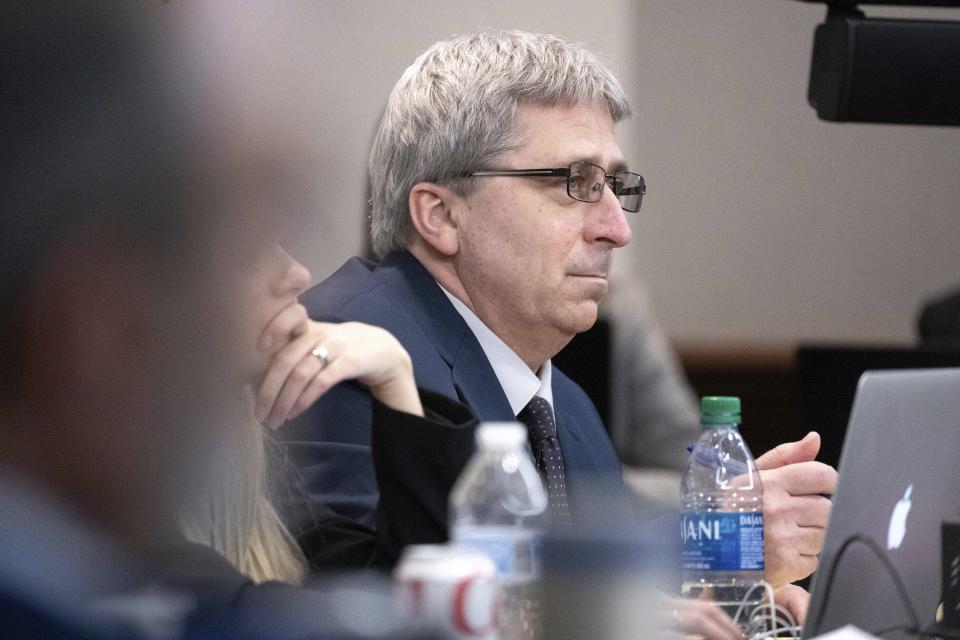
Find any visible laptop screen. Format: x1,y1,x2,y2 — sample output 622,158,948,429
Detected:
803,368,960,638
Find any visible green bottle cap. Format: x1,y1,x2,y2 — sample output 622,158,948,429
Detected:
700,396,741,427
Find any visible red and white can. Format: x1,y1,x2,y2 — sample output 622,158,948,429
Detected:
395,544,498,639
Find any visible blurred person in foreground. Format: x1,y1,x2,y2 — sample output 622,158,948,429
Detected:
0,4,439,638
281,30,834,633
0,4,248,637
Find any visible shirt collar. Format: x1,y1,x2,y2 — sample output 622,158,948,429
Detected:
439,284,553,416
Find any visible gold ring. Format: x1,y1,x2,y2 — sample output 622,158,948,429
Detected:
310,344,329,369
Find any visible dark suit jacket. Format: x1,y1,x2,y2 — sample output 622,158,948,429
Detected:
287,390,477,570
281,250,634,534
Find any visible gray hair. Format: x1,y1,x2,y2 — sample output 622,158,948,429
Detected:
368,30,632,258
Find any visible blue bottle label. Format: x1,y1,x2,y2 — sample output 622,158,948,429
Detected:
681,512,764,572
453,527,541,581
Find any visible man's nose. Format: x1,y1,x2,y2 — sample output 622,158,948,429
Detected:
585,187,632,247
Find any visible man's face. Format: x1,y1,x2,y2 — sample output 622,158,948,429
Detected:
454,102,633,361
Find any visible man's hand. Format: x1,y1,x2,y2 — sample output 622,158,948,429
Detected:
655,597,744,640
652,587,808,639
756,432,838,587
773,584,810,626
254,304,423,428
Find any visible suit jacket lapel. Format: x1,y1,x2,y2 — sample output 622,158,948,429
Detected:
381,251,514,422
552,397,593,470
450,341,515,422
553,389,634,526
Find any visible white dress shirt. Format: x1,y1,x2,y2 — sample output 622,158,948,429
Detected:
439,285,554,419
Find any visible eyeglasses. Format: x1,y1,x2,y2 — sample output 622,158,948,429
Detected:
466,161,646,212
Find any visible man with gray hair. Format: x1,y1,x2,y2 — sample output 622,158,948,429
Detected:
284,30,833,622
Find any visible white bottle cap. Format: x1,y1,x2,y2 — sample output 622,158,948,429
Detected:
476,422,526,450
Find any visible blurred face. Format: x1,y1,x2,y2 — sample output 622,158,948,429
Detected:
454,102,633,362
0,1,327,540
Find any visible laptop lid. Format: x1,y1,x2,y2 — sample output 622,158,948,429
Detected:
804,368,960,639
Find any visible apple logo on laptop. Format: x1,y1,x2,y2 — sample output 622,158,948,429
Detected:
887,484,913,550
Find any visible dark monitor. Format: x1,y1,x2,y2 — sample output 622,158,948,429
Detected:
795,1,960,5
797,344,960,469
554,319,612,431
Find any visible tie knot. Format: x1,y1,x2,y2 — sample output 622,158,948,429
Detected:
519,395,556,441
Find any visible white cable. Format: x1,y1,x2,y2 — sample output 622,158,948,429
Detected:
746,602,799,639
749,625,803,640
731,581,774,629
727,580,800,640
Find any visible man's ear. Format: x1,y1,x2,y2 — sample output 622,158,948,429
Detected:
408,182,462,256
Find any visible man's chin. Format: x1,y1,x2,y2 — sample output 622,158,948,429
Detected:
567,277,609,311
562,301,601,336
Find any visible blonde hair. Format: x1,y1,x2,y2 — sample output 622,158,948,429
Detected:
183,398,307,584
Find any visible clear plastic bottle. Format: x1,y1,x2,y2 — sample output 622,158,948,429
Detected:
680,396,765,627
450,423,548,640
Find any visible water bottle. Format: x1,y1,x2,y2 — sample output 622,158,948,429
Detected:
680,396,765,627
450,422,548,640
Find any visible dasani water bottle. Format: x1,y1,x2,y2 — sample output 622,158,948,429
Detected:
680,396,765,626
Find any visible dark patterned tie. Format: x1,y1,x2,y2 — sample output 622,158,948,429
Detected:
518,395,572,526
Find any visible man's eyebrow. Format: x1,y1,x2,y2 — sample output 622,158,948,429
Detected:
567,155,629,174
607,160,629,174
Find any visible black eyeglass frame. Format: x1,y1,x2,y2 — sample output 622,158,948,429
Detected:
466,161,646,212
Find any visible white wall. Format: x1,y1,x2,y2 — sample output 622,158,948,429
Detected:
618,2,960,344
270,1,960,345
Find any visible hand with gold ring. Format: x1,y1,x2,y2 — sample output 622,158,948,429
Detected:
254,302,422,429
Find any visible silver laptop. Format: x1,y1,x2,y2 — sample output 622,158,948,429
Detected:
804,368,960,639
